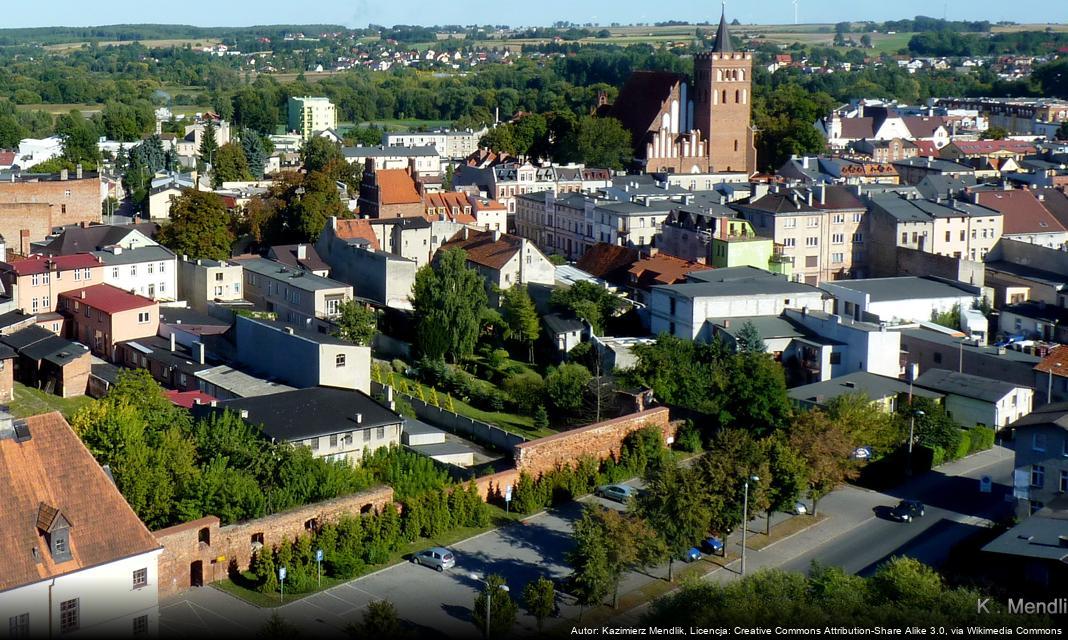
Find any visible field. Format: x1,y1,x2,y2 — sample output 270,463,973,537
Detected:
354,119,452,132
43,38,221,52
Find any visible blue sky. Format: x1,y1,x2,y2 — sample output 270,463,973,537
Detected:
4,0,1067,29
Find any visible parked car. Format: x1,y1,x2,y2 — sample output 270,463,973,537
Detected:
411,547,455,572
594,484,636,503
701,536,725,556
792,501,808,515
680,547,702,563
889,499,925,523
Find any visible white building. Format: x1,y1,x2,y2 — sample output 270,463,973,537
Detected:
342,145,442,175
783,307,903,380
383,128,488,160
16,137,64,170
0,412,163,639
821,277,985,325
648,266,831,341
288,96,337,140
94,245,178,301
914,368,1034,429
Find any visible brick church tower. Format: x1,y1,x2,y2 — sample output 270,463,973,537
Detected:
694,7,756,174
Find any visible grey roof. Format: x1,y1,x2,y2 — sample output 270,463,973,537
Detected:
597,200,677,215
655,266,826,300
0,325,56,351
892,157,974,173
712,7,734,53
91,245,176,266
194,365,296,398
402,418,443,437
236,257,351,293
915,175,978,200
982,511,1068,561
342,145,439,158
711,316,806,341
19,335,88,366
788,371,943,406
543,313,584,335
408,442,475,457
240,316,352,347
985,260,1068,290
37,223,158,256
200,387,401,441
868,192,998,223
895,327,1042,364
824,277,977,302
1007,401,1068,432
0,310,35,332
119,337,211,376
159,307,230,328
913,368,1021,402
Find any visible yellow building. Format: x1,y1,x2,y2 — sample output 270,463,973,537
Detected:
288,96,337,140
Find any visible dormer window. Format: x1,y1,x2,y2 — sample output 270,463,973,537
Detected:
36,503,72,563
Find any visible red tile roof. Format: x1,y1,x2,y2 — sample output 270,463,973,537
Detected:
628,254,713,288
1035,345,1068,375
0,151,15,167
947,140,1036,156
975,190,1067,236
1,254,102,277
575,243,640,279
164,390,217,408
0,412,160,592
58,284,157,314
438,230,523,270
375,169,422,205
902,116,948,139
423,192,476,223
913,140,940,157
333,219,381,250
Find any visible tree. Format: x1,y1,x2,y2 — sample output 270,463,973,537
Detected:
549,281,625,335
735,321,766,354
54,110,100,168
567,506,663,609
533,405,550,430
722,353,793,437
199,119,219,165
636,461,711,582
788,409,858,516
1057,121,1068,142
930,303,961,330
500,285,540,362
348,600,404,638
764,437,809,534
301,136,344,174
825,393,903,455
980,126,1009,140
411,249,488,363
572,116,632,169
212,142,252,188
156,190,235,260
544,363,592,417
0,114,27,149
860,34,873,48
522,577,556,632
693,428,771,536
333,300,377,346
471,574,517,639
900,396,963,456
241,128,268,178
479,126,517,155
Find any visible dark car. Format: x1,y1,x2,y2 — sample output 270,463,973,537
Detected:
890,499,925,523
680,547,702,563
701,537,725,555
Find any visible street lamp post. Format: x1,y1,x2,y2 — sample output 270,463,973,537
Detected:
906,410,925,476
740,475,759,576
470,573,509,640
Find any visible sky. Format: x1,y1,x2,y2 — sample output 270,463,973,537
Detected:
4,0,1067,29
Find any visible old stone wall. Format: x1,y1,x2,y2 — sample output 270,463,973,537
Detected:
154,485,394,598
0,175,101,230
513,407,673,478
0,203,52,255
895,246,986,287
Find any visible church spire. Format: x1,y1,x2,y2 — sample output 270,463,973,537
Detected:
712,3,735,53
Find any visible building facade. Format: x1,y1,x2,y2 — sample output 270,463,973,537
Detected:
288,96,337,140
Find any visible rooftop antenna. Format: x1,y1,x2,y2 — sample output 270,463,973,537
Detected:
793,0,800,25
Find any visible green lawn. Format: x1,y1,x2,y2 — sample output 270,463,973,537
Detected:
356,119,452,133
9,382,95,419
213,505,524,608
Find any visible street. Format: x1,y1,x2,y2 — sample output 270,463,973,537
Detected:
159,446,1015,638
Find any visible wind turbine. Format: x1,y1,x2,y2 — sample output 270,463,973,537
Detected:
793,0,800,25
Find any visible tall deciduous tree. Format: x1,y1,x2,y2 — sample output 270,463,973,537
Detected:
333,300,377,346
521,577,556,632
500,285,540,362
572,115,632,169
157,189,235,260
636,461,711,582
411,248,488,363
693,428,771,536
764,437,809,533
544,363,592,417
567,506,664,609
212,142,252,188
788,409,858,516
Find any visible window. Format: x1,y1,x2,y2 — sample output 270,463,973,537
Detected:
1033,433,1047,452
133,567,148,589
784,218,797,229
111,267,119,279
807,217,819,228
309,438,319,451
831,253,845,263
1031,464,1045,488
805,237,818,247
330,434,338,448
336,354,346,368
1061,469,1068,493
832,233,845,244
31,274,40,286
9,614,29,639
376,426,385,440
159,262,166,273
137,312,150,324
130,265,137,277
59,599,78,634
783,238,796,247
327,298,342,316
147,263,154,274
73,269,81,282
933,352,943,364
901,232,908,244
132,615,148,637
852,213,862,223
833,214,845,224
214,286,223,296
363,429,371,442
945,231,951,242
83,306,90,319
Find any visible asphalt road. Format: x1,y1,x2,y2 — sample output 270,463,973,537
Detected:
159,447,1016,639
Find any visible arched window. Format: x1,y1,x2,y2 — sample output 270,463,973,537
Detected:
722,90,727,104
739,69,745,82
735,89,740,103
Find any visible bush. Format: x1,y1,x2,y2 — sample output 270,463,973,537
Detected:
967,426,995,453
951,430,972,462
391,359,407,373
929,445,946,467
504,371,545,414
674,420,703,453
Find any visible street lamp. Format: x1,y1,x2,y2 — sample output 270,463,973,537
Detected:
470,573,509,639
740,474,759,576
906,410,926,476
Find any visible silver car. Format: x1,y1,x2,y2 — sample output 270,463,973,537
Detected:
595,484,636,503
411,547,455,572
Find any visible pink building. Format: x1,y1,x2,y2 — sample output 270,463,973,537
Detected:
58,284,159,361
0,253,105,315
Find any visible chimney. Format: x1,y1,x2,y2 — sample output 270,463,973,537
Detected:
240,409,249,419
492,230,502,242
819,184,827,206
169,333,176,352
193,398,202,405
79,290,86,299
296,244,307,260
194,341,205,365
76,163,82,179
60,169,68,181
973,191,980,204
724,319,731,328
356,412,363,424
